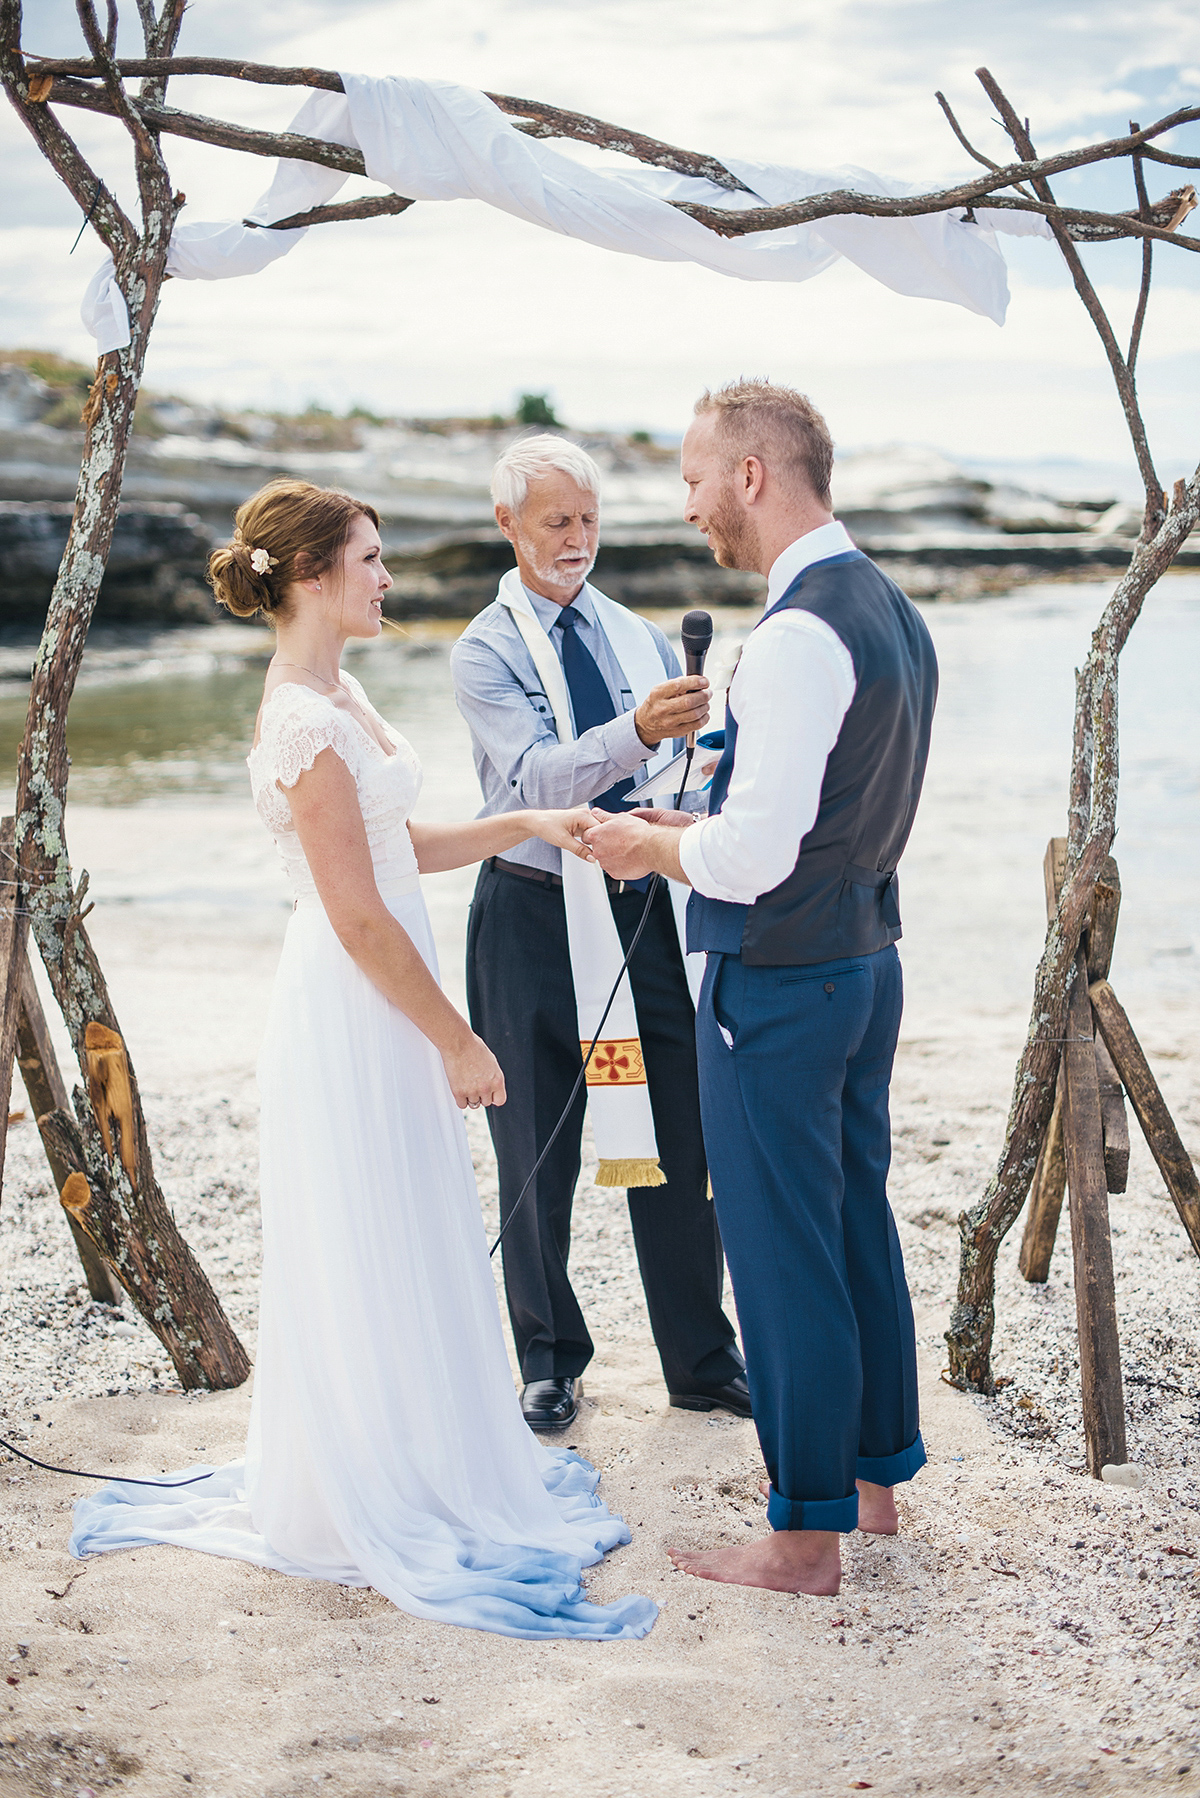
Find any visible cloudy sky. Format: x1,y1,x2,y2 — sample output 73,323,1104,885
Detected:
3,1,1198,487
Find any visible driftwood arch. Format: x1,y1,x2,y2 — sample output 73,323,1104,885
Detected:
1,5,1198,1445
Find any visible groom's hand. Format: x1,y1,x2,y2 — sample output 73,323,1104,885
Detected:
583,810,656,880
628,807,698,829
635,674,710,747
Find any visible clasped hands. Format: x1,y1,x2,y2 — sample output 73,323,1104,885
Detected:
526,802,694,880
578,804,696,880
528,671,712,878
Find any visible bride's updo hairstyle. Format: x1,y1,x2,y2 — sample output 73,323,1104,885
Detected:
208,479,381,624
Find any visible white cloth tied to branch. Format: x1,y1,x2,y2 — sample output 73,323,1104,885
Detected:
82,72,1051,352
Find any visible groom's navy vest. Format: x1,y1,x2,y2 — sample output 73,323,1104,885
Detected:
687,551,938,967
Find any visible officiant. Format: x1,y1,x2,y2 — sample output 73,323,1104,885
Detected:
451,436,748,1432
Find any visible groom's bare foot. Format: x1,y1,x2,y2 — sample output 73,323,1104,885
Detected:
856,1478,898,1535
667,1531,840,1594
756,1477,898,1535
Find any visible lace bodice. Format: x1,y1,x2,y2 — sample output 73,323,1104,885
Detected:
248,675,423,901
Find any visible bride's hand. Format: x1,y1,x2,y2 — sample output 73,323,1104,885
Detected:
524,807,596,859
441,1031,507,1110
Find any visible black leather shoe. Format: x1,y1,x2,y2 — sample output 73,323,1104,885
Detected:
520,1376,580,1430
669,1375,753,1419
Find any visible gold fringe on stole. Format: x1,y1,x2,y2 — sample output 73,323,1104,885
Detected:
595,1158,666,1189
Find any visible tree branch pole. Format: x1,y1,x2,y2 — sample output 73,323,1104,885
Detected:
975,68,1165,536
0,0,248,1389
941,69,1200,1392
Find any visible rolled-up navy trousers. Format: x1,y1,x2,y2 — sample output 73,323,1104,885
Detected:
697,943,925,1533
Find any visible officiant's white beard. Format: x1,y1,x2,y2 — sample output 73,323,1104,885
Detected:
515,531,597,595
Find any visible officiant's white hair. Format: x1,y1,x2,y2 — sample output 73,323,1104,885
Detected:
491,435,601,515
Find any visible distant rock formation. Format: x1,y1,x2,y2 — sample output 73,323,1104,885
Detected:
0,353,1179,628
0,499,215,624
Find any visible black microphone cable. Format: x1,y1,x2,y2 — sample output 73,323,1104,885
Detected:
0,1434,212,1488
487,739,695,1259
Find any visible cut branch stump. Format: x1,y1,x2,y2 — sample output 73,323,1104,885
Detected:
37,1108,103,1249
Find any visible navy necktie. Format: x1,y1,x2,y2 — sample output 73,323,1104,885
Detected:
554,605,635,813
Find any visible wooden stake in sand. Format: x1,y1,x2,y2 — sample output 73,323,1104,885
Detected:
1019,1068,1066,1285
1061,948,1126,1475
0,817,31,1195
14,951,120,1304
1019,843,1129,1283
1090,979,1200,1259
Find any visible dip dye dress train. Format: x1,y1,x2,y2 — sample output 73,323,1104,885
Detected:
70,676,655,1641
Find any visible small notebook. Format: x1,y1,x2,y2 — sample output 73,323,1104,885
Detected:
625,743,721,815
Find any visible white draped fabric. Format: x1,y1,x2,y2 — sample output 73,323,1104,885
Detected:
81,73,1051,352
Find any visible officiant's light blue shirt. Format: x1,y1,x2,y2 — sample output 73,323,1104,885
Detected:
450,581,678,874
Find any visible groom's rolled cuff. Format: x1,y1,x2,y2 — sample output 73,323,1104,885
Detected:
766,1486,860,1533
766,1433,927,1533
857,1431,927,1488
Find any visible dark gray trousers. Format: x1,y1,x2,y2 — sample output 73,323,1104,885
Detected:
466,861,742,1390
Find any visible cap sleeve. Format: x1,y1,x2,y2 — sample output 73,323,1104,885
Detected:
257,686,360,792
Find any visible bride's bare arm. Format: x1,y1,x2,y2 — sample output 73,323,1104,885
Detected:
407,808,594,874
284,748,505,1108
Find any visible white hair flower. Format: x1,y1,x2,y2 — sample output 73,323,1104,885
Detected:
248,547,274,575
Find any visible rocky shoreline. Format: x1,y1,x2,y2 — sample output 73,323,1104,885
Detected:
2,354,1191,627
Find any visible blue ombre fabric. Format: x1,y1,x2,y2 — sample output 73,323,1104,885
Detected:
70,1448,656,1642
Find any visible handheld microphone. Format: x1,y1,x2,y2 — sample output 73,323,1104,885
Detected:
680,609,714,750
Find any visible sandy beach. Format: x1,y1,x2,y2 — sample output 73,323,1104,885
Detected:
2,580,1199,1796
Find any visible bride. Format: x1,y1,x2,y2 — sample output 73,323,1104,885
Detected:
70,478,655,1642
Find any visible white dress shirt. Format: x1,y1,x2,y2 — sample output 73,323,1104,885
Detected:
678,521,858,906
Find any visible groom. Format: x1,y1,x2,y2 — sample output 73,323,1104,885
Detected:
584,381,938,1594
450,434,748,1431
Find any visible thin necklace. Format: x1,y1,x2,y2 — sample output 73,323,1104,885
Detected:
273,658,341,688
271,659,389,750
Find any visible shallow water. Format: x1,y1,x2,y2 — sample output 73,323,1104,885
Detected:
0,574,1195,1034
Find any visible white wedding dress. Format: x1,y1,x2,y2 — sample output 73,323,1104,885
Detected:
70,676,655,1641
